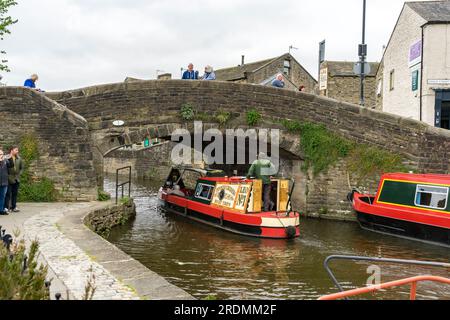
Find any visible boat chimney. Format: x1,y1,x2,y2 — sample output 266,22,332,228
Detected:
241,55,245,66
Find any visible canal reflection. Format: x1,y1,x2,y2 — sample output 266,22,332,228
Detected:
105,177,449,300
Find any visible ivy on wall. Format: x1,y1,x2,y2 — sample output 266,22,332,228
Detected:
12,134,59,202
281,119,409,181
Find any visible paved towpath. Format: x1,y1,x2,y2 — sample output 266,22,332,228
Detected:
0,202,192,300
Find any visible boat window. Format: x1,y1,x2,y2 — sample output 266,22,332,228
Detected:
195,183,214,201
414,185,449,210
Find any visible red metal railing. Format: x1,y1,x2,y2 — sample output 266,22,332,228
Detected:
319,275,450,300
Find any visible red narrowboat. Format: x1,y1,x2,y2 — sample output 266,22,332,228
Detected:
350,173,450,247
158,167,300,239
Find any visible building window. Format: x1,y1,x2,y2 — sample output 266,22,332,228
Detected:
389,70,395,91
284,60,291,76
415,185,448,210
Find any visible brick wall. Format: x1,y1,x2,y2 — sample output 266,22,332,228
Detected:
0,87,97,201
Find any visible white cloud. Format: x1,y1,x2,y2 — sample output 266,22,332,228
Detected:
0,0,435,91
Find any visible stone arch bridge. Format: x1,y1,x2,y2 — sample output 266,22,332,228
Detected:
2,81,450,216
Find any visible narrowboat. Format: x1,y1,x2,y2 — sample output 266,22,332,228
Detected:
349,173,450,247
158,167,300,239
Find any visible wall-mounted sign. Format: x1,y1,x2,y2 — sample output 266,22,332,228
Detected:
112,120,125,127
319,68,328,91
428,79,450,85
409,40,422,67
412,70,419,91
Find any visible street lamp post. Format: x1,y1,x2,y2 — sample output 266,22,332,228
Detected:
359,0,367,107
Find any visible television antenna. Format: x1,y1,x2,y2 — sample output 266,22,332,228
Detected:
289,45,299,54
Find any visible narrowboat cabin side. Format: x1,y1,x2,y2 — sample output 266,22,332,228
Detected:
351,173,450,247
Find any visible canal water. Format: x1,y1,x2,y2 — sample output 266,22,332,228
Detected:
105,177,449,300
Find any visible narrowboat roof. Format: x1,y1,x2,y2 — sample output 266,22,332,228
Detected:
174,166,226,177
201,176,255,183
382,173,450,185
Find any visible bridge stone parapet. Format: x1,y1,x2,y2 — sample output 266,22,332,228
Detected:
0,87,97,201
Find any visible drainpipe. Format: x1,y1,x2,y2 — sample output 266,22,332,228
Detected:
420,26,424,122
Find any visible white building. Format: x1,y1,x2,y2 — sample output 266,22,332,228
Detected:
377,1,450,129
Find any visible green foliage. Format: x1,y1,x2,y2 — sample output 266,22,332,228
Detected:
97,189,111,202
17,134,58,202
246,109,262,127
347,145,408,184
281,119,408,180
120,196,131,205
283,120,352,176
215,110,231,126
180,103,196,121
203,294,218,300
0,240,50,300
18,134,38,163
0,0,18,72
19,177,57,202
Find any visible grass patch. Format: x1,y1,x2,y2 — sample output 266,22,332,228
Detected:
215,110,231,126
97,189,111,202
120,197,131,206
246,109,262,126
180,103,195,121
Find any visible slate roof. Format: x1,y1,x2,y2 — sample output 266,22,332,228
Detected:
407,1,450,23
323,61,379,77
215,55,285,81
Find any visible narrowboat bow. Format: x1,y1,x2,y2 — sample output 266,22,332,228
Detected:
349,173,450,247
158,167,300,239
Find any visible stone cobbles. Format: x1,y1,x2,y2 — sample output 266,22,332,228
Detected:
23,203,139,300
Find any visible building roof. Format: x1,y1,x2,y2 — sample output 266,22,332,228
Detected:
406,1,450,23
215,57,278,81
323,61,379,77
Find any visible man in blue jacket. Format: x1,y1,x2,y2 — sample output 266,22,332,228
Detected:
272,74,286,88
24,74,39,88
182,64,199,80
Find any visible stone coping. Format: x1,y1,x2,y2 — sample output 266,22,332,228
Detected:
20,202,193,300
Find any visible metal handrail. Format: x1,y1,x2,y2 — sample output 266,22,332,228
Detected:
319,275,450,300
322,255,450,300
115,166,132,204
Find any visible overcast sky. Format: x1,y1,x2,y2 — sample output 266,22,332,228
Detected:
0,0,433,91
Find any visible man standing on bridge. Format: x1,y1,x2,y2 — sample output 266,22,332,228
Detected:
182,63,199,80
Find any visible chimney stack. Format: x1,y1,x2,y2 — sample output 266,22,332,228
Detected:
241,55,245,66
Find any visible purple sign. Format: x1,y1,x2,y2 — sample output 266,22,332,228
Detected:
409,41,422,65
